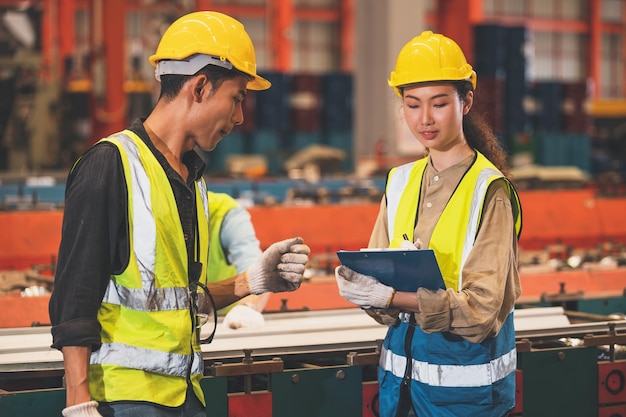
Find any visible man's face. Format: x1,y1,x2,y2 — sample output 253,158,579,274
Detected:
190,75,248,152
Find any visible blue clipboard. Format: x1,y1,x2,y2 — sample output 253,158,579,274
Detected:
336,249,445,292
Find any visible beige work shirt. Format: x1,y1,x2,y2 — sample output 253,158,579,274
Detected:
366,154,521,344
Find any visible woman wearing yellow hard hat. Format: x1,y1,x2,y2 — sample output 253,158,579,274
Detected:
335,31,522,417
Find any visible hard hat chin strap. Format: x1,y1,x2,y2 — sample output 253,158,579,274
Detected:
155,54,234,82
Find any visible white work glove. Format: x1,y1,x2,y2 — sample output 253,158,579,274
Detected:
223,304,265,329
335,265,395,309
62,401,103,417
246,237,310,294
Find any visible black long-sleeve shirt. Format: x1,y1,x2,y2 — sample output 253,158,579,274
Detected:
49,119,206,350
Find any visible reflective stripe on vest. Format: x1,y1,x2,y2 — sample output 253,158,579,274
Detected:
101,282,189,311
386,162,415,239
379,345,517,387
459,167,500,288
91,342,203,377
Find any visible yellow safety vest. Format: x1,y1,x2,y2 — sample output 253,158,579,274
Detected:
386,151,521,290
88,130,210,407
379,151,522,416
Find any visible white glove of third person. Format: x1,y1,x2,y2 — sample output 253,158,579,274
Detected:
62,401,103,417
223,304,265,329
246,237,310,294
335,265,395,309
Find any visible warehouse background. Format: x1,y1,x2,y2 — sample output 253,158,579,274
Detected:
3,3,626,416
0,0,625,188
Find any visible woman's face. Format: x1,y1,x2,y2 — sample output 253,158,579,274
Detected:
401,83,472,153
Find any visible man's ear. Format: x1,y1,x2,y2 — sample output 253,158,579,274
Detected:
191,75,211,101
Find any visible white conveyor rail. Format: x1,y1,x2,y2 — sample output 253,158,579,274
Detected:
2,307,626,374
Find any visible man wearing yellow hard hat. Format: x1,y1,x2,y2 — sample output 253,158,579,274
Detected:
50,11,310,417
335,31,522,417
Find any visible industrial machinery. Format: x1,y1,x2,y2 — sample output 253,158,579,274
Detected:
0,5,63,172
3,307,626,417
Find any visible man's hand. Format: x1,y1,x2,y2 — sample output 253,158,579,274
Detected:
335,265,395,309
246,237,310,294
62,401,103,417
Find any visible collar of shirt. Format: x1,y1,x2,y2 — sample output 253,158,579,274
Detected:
129,118,206,185
425,152,475,186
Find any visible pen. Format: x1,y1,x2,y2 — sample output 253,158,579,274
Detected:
402,234,421,250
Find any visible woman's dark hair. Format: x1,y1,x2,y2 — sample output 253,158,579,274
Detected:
453,80,511,178
158,64,251,102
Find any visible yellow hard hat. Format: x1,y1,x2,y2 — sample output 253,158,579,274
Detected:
149,11,270,90
388,31,476,97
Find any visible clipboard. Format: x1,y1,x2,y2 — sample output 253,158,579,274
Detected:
336,249,445,292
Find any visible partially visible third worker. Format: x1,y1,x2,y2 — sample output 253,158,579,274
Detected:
335,31,522,417
207,191,268,329
49,11,310,417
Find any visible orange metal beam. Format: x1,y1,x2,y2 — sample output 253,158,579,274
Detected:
517,268,626,304
468,0,484,23
436,0,483,62
1,295,53,328
194,1,264,18
589,0,601,98
294,8,338,21
1,189,626,270
195,4,339,21
467,0,484,66
199,5,267,19
597,22,623,34
195,0,211,11
0,211,63,269
90,0,126,143
58,0,75,80
268,0,293,72
339,0,354,72
40,0,57,83
264,279,354,312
